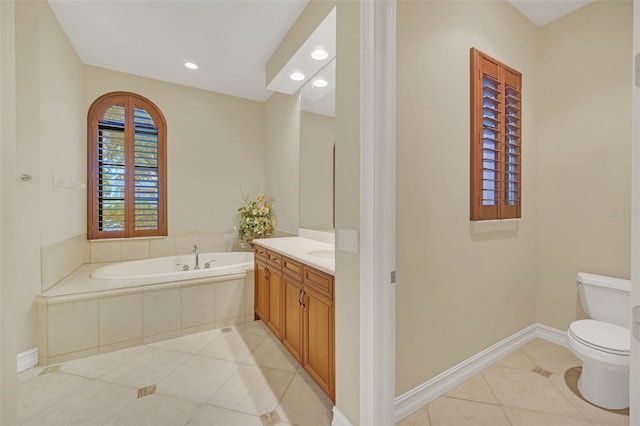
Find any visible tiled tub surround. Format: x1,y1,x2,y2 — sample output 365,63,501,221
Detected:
36,260,255,365
87,230,239,263
40,229,239,292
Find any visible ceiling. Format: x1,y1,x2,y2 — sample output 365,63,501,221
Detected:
507,0,594,27
48,0,309,102
49,0,593,103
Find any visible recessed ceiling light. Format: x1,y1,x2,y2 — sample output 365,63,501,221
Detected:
311,49,329,61
290,72,305,81
184,62,198,70
312,79,328,88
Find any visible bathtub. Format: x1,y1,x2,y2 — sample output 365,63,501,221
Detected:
90,251,254,282
36,251,256,365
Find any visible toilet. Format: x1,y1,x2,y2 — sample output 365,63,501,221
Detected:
566,272,631,410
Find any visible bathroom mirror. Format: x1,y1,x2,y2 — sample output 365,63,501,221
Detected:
299,58,335,231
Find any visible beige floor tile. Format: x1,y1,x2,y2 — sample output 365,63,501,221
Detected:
275,373,333,426
208,363,295,416
60,345,149,379
17,372,93,424
503,406,605,426
482,366,582,418
245,336,299,372
101,347,191,388
492,348,536,371
428,397,510,426
151,329,221,354
197,330,265,362
520,343,581,375
187,404,262,425
106,393,201,426
17,366,46,385
233,320,270,337
548,371,630,426
444,374,498,405
156,355,238,403
22,379,138,426
396,406,430,426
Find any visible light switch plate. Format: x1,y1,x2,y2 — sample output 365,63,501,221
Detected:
337,229,359,253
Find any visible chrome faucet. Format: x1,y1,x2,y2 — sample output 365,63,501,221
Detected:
193,245,200,270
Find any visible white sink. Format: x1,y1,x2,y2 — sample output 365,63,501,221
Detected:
308,250,335,259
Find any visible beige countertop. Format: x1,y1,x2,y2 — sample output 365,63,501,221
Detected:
252,236,335,275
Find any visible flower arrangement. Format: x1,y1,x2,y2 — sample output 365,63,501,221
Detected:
237,192,276,247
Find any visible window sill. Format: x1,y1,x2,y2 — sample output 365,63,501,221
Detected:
89,236,169,242
470,219,520,234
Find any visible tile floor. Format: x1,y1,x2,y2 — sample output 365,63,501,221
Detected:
18,327,630,426
17,321,333,426
398,338,630,426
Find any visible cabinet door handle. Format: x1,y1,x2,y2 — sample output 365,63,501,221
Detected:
297,288,302,306
300,289,305,308
263,266,268,281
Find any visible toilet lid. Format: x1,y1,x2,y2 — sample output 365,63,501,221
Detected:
569,320,630,355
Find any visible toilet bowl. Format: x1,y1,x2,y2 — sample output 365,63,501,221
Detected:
566,272,631,410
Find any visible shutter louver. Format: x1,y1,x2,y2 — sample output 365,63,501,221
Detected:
502,69,521,218
133,108,159,231
98,105,126,232
471,49,522,220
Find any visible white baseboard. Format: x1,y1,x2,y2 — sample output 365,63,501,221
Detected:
394,323,565,423
331,406,353,426
17,348,38,373
536,323,568,347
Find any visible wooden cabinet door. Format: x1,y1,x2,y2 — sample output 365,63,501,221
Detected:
254,260,268,321
282,276,303,363
303,286,335,402
266,265,283,339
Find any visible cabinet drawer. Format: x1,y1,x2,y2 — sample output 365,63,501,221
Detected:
282,256,303,281
303,266,334,300
267,250,282,267
254,245,267,261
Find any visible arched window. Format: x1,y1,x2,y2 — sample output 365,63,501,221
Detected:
87,92,167,239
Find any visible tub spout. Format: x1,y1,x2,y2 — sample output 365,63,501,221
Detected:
193,245,200,270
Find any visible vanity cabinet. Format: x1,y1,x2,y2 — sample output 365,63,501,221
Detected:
255,246,284,339
254,248,268,321
266,253,284,340
253,245,335,402
302,268,334,399
282,274,304,363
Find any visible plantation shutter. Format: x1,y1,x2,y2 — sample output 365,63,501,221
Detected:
132,105,160,231
97,102,127,232
503,69,521,219
470,48,522,221
88,92,167,239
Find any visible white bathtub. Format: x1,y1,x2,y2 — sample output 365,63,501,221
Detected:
91,251,254,282
36,251,256,365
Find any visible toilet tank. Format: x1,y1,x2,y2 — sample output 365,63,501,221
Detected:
577,272,631,328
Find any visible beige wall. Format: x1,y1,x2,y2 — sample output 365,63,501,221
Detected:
396,0,539,395
1,0,18,421
334,0,361,423
299,111,334,229
84,66,266,235
264,92,300,234
38,2,85,247
14,0,84,353
536,0,632,330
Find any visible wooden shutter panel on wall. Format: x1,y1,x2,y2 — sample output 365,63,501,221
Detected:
88,92,167,239
502,69,521,219
470,48,522,220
